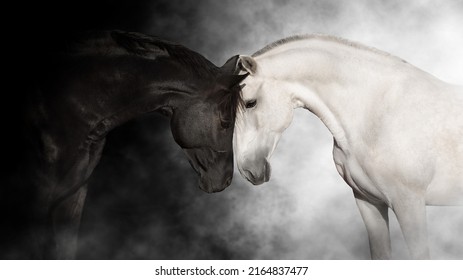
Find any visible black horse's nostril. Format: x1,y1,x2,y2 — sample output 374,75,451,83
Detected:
225,176,232,187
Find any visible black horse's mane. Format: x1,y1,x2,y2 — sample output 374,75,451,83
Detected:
58,30,218,78
110,30,218,78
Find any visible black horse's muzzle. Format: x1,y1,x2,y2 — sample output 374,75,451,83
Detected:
183,147,233,193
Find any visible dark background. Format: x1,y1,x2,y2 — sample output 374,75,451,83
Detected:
6,0,463,259
8,0,268,260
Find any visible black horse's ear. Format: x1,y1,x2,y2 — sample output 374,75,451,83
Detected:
217,73,249,89
217,55,249,89
220,55,241,74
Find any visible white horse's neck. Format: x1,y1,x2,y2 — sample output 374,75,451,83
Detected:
254,36,442,151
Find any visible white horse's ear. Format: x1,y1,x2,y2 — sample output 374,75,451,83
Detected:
238,55,257,75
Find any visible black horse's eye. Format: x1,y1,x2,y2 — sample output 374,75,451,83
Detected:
245,99,257,109
158,106,173,117
221,120,232,129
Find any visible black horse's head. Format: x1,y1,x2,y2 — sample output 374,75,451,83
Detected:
111,31,246,193
162,55,246,193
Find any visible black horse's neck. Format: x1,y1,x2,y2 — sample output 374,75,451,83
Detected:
36,30,219,139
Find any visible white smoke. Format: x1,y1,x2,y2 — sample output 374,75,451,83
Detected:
79,0,462,260
170,0,463,259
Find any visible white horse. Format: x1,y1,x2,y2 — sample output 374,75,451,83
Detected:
232,35,463,259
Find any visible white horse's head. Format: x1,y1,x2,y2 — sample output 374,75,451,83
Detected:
233,55,295,185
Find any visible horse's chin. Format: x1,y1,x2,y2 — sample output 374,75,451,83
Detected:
244,173,271,186
198,174,232,193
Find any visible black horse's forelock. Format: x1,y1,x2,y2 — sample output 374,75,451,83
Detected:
111,30,218,78
215,84,244,124
231,84,245,118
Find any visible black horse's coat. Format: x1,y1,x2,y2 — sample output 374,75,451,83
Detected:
1,30,245,259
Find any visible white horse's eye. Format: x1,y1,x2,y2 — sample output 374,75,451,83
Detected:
245,100,257,109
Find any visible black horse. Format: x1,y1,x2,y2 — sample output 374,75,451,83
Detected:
2,30,245,259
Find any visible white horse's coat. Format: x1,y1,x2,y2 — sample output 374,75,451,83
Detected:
233,35,463,259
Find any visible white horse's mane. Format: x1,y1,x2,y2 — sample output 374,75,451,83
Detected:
252,34,406,63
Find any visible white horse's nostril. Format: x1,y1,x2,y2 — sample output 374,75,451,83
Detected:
243,169,255,182
263,160,271,182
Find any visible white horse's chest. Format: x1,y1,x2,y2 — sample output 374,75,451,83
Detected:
332,141,390,204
